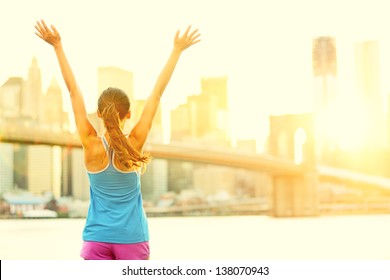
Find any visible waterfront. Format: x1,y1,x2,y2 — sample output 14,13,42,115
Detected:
1,214,390,260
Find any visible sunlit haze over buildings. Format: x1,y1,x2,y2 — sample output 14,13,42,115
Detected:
4,2,390,264
2,0,390,149
3,0,390,223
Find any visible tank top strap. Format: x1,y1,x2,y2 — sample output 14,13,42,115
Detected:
101,135,109,150
101,135,114,163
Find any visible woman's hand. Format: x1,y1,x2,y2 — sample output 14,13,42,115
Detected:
173,25,201,52
34,19,61,48
130,26,201,150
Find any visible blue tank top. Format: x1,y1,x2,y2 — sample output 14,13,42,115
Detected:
82,136,149,244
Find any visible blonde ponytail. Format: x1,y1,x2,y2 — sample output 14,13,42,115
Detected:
98,88,151,171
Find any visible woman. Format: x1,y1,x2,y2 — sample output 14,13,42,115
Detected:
35,19,200,260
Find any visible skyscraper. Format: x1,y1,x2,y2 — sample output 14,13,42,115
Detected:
0,77,23,119
24,145,62,197
187,93,218,139
44,78,69,131
170,76,230,146
97,66,135,133
13,144,28,191
132,99,163,142
71,148,90,200
27,145,53,195
97,66,134,100
170,103,191,142
201,76,228,110
171,93,218,142
141,158,168,201
23,57,43,120
0,143,14,194
312,36,338,160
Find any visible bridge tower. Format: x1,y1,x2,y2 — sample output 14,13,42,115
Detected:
268,114,318,217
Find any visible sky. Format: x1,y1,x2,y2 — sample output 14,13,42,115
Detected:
2,0,390,142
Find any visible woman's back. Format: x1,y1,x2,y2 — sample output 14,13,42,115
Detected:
34,19,200,259
83,133,140,173
83,135,149,244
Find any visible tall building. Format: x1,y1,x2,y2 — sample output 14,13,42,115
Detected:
201,77,229,142
59,147,89,199
94,66,163,135
170,103,191,142
170,76,230,146
51,146,62,199
97,66,136,133
168,77,231,200
0,57,45,131
132,99,163,142
354,41,386,148
27,145,53,195
141,158,168,201
61,147,72,197
0,77,23,119
23,57,43,120
71,148,89,200
312,37,338,161
0,143,14,194
13,144,28,190
312,37,338,108
23,145,62,197
97,66,134,100
201,76,228,109
187,93,218,138
134,100,166,201
171,93,218,142
43,78,69,131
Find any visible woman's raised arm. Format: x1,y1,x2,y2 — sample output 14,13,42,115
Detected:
35,20,97,147
130,26,201,150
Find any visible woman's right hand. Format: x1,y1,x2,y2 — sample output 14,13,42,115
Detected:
35,19,62,48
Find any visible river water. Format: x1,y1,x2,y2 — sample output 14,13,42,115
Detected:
1,215,390,259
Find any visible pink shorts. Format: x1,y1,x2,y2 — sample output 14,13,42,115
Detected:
80,241,150,260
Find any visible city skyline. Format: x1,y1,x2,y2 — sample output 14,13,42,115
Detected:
2,0,390,143
0,0,390,145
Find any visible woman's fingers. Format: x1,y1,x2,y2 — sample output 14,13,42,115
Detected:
183,25,191,36
35,20,54,36
174,30,180,40
51,24,59,35
34,32,44,40
41,20,51,32
189,28,199,39
35,21,44,34
190,33,201,42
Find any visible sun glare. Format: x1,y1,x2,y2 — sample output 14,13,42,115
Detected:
317,99,369,151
